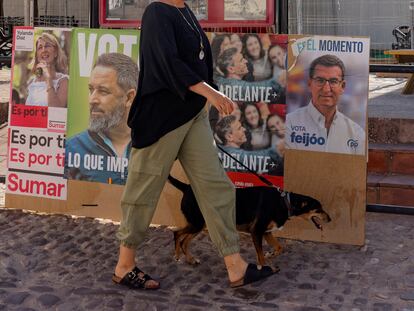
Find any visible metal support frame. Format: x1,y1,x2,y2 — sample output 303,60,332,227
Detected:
296,0,302,34
24,0,34,26
410,1,414,50
370,64,414,73
278,0,288,34
90,0,99,29
367,204,414,215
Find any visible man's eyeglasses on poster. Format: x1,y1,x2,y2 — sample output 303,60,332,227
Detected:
312,77,343,88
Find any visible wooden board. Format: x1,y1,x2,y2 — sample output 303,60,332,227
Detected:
5,152,366,245
273,149,366,245
5,161,187,227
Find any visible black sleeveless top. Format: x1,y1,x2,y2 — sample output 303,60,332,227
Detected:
128,2,215,148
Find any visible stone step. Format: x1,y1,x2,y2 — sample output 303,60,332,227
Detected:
367,172,414,206
368,117,414,144
367,141,414,207
368,143,414,175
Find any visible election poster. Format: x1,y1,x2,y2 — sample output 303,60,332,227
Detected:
280,35,370,246
286,35,370,156
208,33,287,187
9,27,71,129
6,27,71,200
64,28,139,185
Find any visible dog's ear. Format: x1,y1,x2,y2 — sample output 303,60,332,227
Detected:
291,194,310,208
308,198,323,211
291,194,322,214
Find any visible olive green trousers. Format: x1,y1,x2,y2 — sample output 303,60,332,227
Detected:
117,108,240,257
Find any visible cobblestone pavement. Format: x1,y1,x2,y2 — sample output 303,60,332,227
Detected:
0,206,413,311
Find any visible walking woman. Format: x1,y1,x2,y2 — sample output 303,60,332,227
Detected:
112,0,275,289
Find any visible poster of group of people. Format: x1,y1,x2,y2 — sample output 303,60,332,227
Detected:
7,27,71,200
208,33,288,187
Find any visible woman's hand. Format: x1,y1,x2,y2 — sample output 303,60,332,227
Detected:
189,82,236,116
209,91,235,116
36,61,51,81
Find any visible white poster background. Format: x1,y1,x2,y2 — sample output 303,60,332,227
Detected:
14,29,34,51
48,107,67,132
8,128,65,174
7,171,67,200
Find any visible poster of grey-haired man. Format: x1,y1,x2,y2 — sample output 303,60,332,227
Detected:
285,36,370,156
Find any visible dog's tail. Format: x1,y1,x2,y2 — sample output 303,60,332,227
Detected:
167,174,188,193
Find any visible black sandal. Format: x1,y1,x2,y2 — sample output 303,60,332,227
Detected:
230,263,278,288
112,266,160,290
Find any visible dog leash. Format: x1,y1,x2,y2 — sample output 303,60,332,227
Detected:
216,144,294,218
216,145,275,187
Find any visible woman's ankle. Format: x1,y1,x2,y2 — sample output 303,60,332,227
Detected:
114,264,135,278
223,253,248,282
115,245,137,277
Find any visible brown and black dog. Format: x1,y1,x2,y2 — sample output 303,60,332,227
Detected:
168,175,331,266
